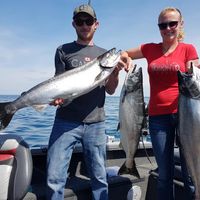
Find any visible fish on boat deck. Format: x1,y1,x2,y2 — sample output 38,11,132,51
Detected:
178,64,200,199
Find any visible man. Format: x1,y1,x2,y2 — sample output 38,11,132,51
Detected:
46,4,123,200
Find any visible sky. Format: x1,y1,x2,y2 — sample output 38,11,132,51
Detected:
0,0,200,97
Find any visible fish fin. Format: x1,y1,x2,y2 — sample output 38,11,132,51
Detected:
20,91,27,96
118,160,140,178
0,102,15,130
32,104,48,112
121,90,127,103
95,71,105,81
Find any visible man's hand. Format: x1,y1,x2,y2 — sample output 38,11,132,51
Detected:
50,98,64,106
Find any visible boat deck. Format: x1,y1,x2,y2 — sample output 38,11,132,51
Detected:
23,142,189,200
23,141,156,200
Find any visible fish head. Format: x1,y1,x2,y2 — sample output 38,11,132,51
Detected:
99,48,121,70
178,65,200,99
125,66,142,93
93,48,122,86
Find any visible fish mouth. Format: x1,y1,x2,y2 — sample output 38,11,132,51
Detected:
177,70,200,99
177,70,192,97
99,48,121,68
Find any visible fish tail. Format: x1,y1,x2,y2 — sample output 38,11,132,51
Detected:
118,160,140,178
0,102,15,130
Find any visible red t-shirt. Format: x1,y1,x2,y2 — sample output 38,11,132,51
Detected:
141,42,198,116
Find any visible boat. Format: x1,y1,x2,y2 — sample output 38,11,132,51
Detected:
0,133,191,200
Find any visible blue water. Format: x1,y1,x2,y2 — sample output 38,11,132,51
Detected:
0,95,149,148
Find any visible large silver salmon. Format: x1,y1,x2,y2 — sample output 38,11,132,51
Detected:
178,65,200,199
0,48,121,130
118,66,145,177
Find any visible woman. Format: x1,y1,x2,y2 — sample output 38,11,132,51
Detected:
119,7,199,200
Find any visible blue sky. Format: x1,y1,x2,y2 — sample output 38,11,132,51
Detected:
0,0,200,97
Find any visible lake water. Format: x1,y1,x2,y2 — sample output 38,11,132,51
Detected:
0,95,149,148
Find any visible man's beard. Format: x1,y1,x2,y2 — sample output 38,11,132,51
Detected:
77,31,94,42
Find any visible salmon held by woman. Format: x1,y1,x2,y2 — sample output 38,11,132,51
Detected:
178,64,200,200
118,65,146,177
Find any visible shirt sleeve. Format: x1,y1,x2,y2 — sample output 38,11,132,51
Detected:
140,43,154,58
140,43,147,57
54,48,66,76
186,44,199,61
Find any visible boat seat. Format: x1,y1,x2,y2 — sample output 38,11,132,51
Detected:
0,134,34,200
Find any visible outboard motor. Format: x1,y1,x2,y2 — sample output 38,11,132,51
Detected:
0,134,33,200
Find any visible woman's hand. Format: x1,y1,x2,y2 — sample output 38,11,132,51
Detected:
117,51,132,72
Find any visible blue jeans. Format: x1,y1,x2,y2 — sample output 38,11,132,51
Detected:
46,119,108,200
149,114,194,200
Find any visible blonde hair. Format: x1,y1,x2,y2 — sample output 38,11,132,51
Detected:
159,7,184,41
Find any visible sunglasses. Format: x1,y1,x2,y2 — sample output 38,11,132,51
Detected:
74,18,95,26
158,21,179,30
